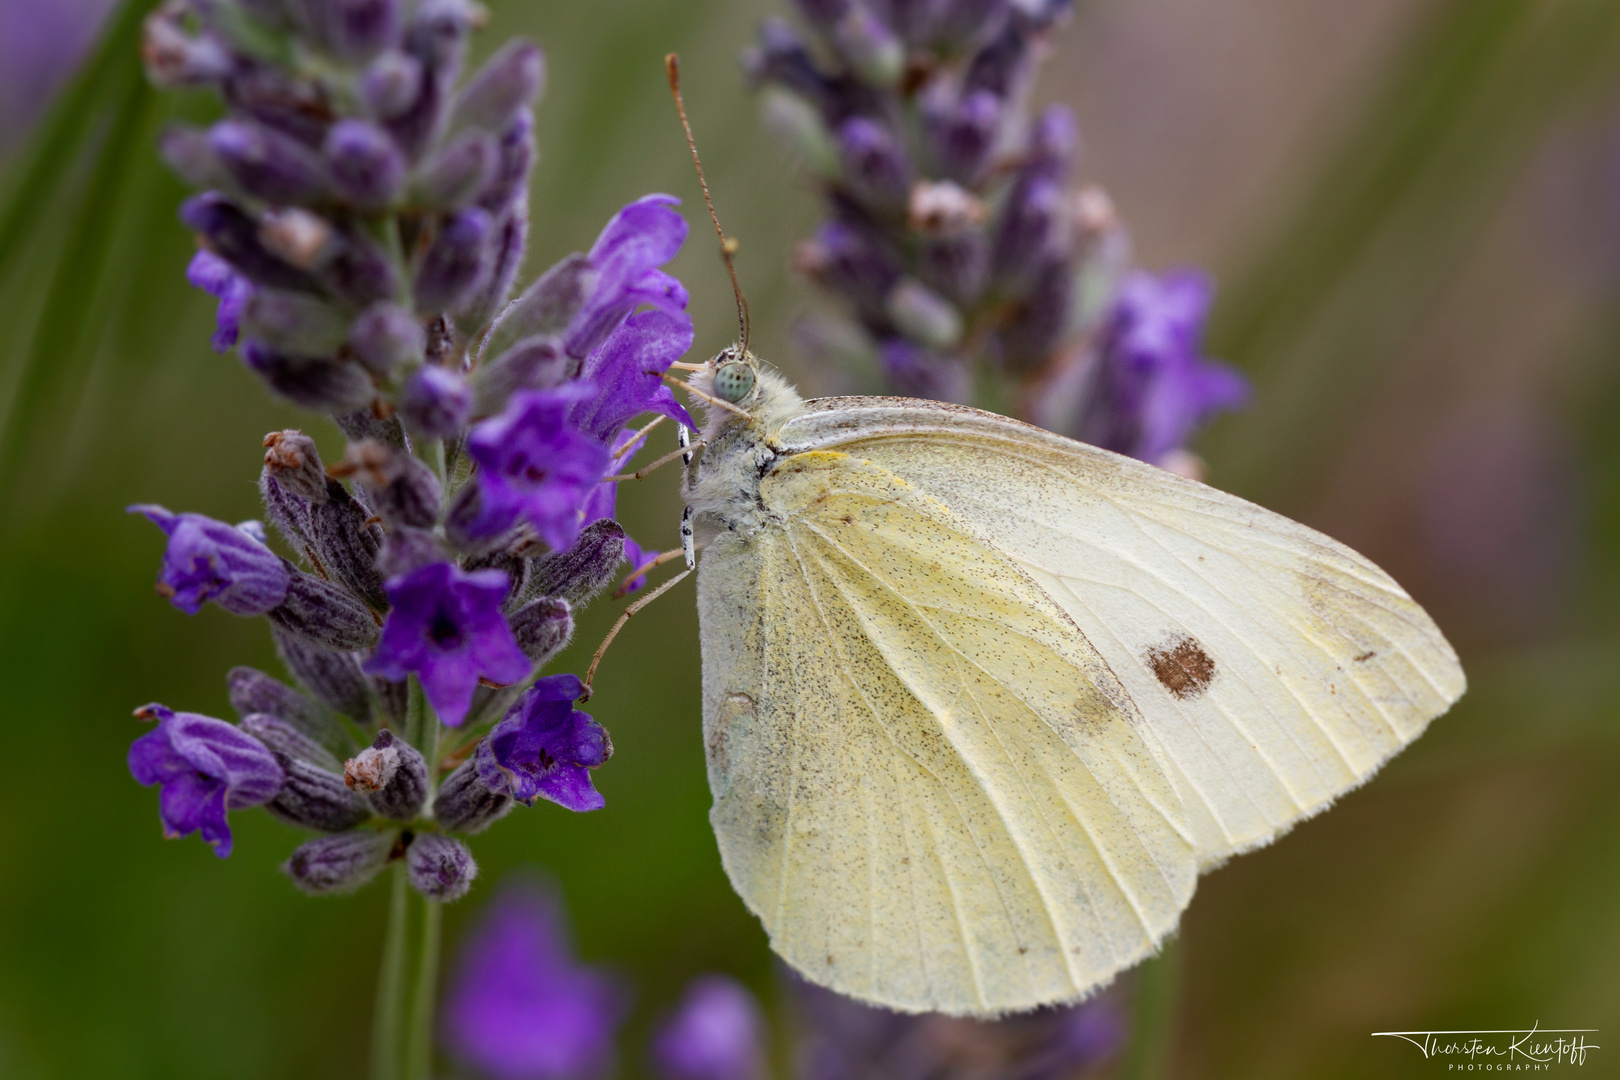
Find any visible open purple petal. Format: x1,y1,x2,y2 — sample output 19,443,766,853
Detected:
570,308,696,441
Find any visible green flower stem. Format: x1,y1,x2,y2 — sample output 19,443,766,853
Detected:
1119,939,1183,1080
371,863,410,1080
404,893,444,1080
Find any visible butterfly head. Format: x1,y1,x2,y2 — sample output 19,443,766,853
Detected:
684,346,805,441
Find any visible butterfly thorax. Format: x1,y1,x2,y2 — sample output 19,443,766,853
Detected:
684,354,809,547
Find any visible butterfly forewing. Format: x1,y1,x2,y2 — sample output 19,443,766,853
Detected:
776,398,1467,867
697,449,1197,1016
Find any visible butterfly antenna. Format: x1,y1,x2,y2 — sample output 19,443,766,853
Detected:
666,53,750,352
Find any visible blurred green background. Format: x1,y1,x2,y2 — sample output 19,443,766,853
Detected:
2,0,1618,1077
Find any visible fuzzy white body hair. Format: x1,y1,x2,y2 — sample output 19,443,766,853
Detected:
683,359,807,546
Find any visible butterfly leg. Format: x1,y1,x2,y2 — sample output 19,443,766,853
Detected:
580,568,692,700
678,424,697,570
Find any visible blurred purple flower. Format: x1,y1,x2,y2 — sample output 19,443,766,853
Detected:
444,882,623,1080
565,194,691,358
129,504,291,616
186,250,255,353
1076,269,1249,466
127,704,284,858
652,975,768,1080
465,385,613,549
477,674,610,812
363,561,529,727
0,0,111,150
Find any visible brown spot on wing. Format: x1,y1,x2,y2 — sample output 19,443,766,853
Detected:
1353,650,1376,663
1146,635,1216,700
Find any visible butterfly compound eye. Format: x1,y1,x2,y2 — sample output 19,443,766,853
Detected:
712,361,756,404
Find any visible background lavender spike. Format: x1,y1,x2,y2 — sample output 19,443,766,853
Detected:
751,0,1247,466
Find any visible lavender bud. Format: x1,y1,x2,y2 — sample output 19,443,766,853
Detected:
347,303,423,375
360,50,424,119
406,833,478,901
259,207,337,271
480,253,591,363
924,87,1001,185
795,220,901,323
413,131,498,209
308,480,389,611
477,110,535,212
458,204,527,333
337,441,442,529
267,755,373,832
334,409,408,450
158,126,225,187
302,0,402,61
240,712,343,772
400,365,472,437
227,666,346,748
472,334,569,415
834,8,903,86
243,290,352,357
373,677,409,724
209,119,331,205
273,628,375,721
759,87,839,177
1029,104,1079,174
836,118,911,214
346,729,428,820
377,526,450,577
525,519,624,606
745,19,831,109
996,260,1073,375
433,757,513,833
992,175,1069,286
385,62,449,161
260,471,313,552
886,278,963,349
933,0,1009,51
242,344,376,414
268,569,382,651
142,10,232,87
413,208,493,314
451,40,545,133
262,430,329,503
181,194,320,292
283,830,394,895
324,120,407,210
462,545,530,606
320,229,402,306
964,19,1033,99
509,596,572,664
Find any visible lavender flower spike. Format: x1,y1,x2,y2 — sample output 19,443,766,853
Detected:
477,674,611,812
443,883,623,1080
127,704,285,858
129,505,291,616
652,975,769,1080
363,562,530,727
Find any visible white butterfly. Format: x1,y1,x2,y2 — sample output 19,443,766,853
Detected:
667,346,1464,1019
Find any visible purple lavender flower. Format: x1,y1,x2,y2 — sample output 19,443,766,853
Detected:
127,704,285,858
363,562,530,726
129,504,291,616
1076,269,1250,466
569,308,696,441
443,882,623,1080
476,674,610,812
565,194,691,358
465,386,612,549
652,975,768,1080
186,250,254,353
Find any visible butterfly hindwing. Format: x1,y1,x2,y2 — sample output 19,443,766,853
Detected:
697,449,1197,1016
